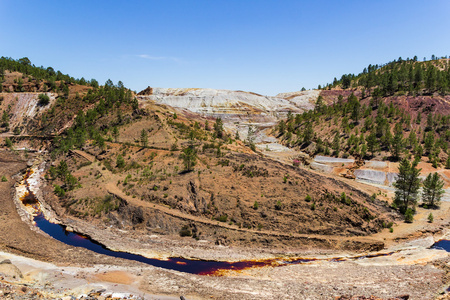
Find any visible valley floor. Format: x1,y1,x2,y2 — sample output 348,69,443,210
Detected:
1,150,450,299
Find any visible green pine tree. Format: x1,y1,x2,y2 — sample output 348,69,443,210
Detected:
422,172,445,208
393,158,421,213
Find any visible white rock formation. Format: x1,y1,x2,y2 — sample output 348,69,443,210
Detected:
137,87,319,140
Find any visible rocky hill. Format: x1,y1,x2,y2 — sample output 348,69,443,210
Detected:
0,57,400,250
2,56,450,300
274,59,450,169
137,87,320,141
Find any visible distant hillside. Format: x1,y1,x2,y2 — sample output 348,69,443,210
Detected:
322,56,450,96
275,58,450,168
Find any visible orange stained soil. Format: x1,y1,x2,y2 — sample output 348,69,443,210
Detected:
93,271,135,285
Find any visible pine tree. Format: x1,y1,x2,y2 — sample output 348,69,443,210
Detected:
424,132,434,154
140,129,148,147
314,95,324,113
426,113,434,131
394,159,421,213
348,93,361,124
332,132,340,154
116,154,125,168
214,118,224,139
303,123,314,144
366,132,378,157
422,172,445,208
416,111,422,124
391,132,403,161
180,145,197,171
408,130,417,148
277,120,286,136
112,127,119,142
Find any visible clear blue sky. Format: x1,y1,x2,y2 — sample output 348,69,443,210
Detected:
1,0,449,95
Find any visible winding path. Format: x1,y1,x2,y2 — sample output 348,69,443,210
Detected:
71,149,384,250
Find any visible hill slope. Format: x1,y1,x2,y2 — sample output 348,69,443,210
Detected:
0,57,400,251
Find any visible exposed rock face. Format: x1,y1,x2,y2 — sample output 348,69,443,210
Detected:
0,260,23,281
137,87,319,140
0,92,56,134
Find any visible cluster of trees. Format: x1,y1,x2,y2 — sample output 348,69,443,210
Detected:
0,56,98,90
277,93,450,165
322,56,450,96
52,79,136,156
394,158,445,222
48,160,80,197
177,117,227,172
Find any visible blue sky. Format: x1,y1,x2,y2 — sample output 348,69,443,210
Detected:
1,0,449,95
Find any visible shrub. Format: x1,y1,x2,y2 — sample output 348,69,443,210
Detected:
116,155,125,168
179,225,192,237
253,201,259,210
428,212,434,223
305,194,312,202
94,195,119,215
404,208,414,223
13,126,21,135
217,159,230,167
217,214,228,222
275,200,282,210
38,93,50,106
1,176,7,182
310,202,316,210
54,185,65,197
5,137,12,148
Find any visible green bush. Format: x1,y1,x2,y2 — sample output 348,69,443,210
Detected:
116,154,125,168
179,225,192,237
38,93,50,106
305,194,312,202
404,208,414,223
5,137,12,148
54,185,65,197
1,176,7,182
275,200,282,210
217,214,228,222
428,212,434,223
253,201,259,210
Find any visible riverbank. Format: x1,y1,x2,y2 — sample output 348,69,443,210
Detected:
2,150,450,299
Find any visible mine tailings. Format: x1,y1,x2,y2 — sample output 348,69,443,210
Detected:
20,168,397,275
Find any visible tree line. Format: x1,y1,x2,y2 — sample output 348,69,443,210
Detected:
0,56,98,89
321,56,450,96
